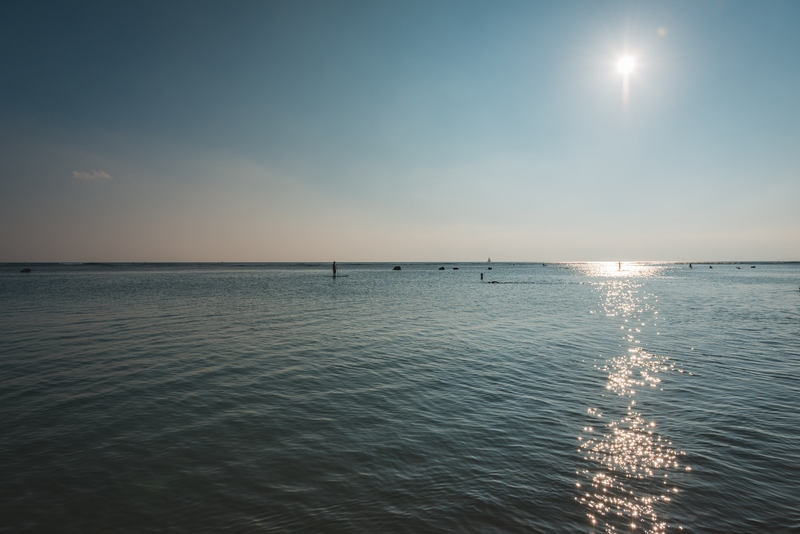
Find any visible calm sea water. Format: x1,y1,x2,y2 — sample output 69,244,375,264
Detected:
1,262,798,533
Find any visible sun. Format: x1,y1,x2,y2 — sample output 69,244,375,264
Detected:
618,56,635,75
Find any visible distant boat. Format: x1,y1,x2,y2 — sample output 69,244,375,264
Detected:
488,257,491,263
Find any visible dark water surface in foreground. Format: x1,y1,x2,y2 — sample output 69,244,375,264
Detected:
1,262,798,533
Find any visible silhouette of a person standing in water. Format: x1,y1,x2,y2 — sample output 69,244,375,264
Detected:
332,261,337,277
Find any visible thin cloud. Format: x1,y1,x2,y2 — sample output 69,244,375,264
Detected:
72,170,112,181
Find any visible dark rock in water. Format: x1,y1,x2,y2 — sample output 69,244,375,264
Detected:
453,267,459,270
488,267,492,270
393,266,401,271
20,268,32,273
438,267,445,270
751,266,756,268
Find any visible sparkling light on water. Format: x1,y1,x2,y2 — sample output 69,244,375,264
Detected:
577,273,688,533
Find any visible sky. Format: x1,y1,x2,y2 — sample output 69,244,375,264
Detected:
1,0,798,262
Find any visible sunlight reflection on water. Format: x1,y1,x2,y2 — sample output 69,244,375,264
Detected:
576,270,687,533
571,262,668,279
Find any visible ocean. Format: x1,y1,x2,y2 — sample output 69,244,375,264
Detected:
1,262,798,533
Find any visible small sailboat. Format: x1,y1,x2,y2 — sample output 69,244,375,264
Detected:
488,257,491,263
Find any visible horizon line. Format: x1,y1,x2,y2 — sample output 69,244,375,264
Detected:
3,260,798,265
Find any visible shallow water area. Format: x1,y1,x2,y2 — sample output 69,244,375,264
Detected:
1,262,798,533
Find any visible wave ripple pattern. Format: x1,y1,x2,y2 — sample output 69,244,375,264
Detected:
1,262,799,533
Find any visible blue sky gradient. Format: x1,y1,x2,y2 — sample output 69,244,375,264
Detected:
1,0,798,261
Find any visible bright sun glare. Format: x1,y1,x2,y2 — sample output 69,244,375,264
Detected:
618,56,635,75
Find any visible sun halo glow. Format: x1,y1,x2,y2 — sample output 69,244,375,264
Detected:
618,56,635,75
